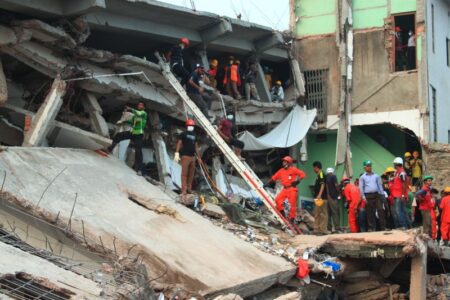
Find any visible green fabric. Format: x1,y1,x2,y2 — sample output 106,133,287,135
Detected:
130,109,147,135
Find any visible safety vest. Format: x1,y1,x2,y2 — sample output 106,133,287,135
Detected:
390,168,407,198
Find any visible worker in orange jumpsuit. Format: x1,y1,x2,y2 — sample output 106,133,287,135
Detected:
223,56,242,99
430,189,440,240
440,187,450,246
263,156,306,221
341,177,361,233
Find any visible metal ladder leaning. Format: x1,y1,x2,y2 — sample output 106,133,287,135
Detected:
155,52,299,235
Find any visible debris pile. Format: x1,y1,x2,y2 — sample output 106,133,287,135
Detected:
427,274,450,300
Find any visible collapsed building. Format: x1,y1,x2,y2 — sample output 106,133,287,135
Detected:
0,0,450,299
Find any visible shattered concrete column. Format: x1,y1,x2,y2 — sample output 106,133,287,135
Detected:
255,62,271,103
81,92,109,137
149,111,172,188
410,240,427,300
23,77,66,147
288,50,305,99
197,50,209,71
0,56,7,106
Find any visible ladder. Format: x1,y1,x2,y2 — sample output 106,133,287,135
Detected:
155,52,300,235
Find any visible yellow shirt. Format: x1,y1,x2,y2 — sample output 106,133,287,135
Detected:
410,158,422,178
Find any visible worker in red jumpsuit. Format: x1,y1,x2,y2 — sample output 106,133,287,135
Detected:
341,177,361,233
430,189,439,240
416,175,434,237
263,156,306,221
440,187,450,246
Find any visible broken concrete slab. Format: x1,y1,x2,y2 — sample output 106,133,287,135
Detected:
202,203,226,219
0,241,103,299
0,57,7,105
81,92,109,137
0,147,295,297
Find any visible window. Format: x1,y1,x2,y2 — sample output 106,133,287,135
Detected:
431,86,437,142
431,4,435,53
447,38,450,67
448,130,450,144
393,14,416,71
304,69,328,124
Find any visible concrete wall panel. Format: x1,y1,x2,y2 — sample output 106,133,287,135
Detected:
391,0,417,14
353,6,388,29
294,0,336,37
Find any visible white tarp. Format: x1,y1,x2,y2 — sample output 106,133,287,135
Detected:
238,105,317,151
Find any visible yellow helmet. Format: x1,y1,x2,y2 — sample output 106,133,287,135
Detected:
384,167,395,174
444,186,450,193
276,80,282,86
314,198,324,207
404,152,412,157
210,59,218,68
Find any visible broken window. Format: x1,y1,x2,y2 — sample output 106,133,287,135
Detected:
304,69,328,124
393,14,416,71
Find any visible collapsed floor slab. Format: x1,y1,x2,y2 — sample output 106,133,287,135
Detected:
0,147,295,297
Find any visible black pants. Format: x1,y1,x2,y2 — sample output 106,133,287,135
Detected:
188,92,210,118
230,137,244,150
407,46,416,70
365,192,386,231
172,63,190,86
109,132,144,172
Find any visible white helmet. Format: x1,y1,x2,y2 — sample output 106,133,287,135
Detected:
393,157,403,165
326,167,334,174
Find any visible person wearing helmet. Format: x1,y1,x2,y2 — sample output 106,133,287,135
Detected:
218,112,245,159
207,59,219,88
223,56,242,100
341,177,361,233
270,80,284,102
325,167,341,232
312,161,328,234
382,167,395,229
410,150,423,187
107,101,147,176
175,119,200,196
243,61,260,101
403,152,412,182
168,38,190,86
439,187,450,246
415,175,434,236
187,64,211,119
263,156,306,221
394,26,406,71
390,157,409,229
359,160,386,231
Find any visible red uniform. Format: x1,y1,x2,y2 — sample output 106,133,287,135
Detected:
417,185,432,211
431,203,437,240
343,183,361,233
440,195,450,241
390,168,408,198
271,166,306,219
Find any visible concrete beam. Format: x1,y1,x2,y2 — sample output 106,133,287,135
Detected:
410,240,427,300
255,62,271,103
196,50,210,71
149,111,172,188
62,0,106,15
288,52,305,97
23,78,66,147
81,92,109,137
201,19,233,44
0,57,7,105
0,25,18,45
13,19,76,48
0,0,63,17
255,32,284,53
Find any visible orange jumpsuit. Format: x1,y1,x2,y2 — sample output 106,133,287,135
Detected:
343,183,361,233
440,195,450,241
431,202,437,240
271,166,306,219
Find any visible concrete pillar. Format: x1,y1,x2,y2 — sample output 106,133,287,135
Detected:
197,50,209,71
410,242,427,300
288,51,305,98
81,92,109,137
23,78,66,147
149,111,172,188
255,62,271,103
0,56,7,106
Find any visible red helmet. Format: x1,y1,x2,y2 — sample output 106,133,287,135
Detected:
185,119,195,126
341,176,350,184
180,37,190,47
282,156,293,164
395,26,401,32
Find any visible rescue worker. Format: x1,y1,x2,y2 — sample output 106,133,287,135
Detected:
174,119,199,197
207,58,219,88
263,66,272,88
359,160,386,231
394,26,406,71
383,167,396,228
407,30,416,70
263,156,305,221
243,61,260,101
415,175,434,236
404,152,412,184
341,177,361,233
218,112,244,159
313,161,328,235
187,64,211,119
270,80,284,102
326,168,340,232
223,56,242,99
107,101,147,175
390,157,409,229
355,176,367,232
410,150,423,187
430,188,439,240
439,186,450,246
168,37,190,86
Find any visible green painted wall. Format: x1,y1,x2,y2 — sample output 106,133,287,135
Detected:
391,0,416,14
294,0,336,36
297,127,395,198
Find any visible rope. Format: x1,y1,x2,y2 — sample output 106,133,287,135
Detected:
197,157,230,202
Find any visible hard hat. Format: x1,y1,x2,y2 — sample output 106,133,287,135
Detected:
363,160,372,167
395,26,401,32
444,187,450,193
185,119,195,126
210,59,218,67
384,167,395,174
276,80,282,86
404,152,412,157
180,37,190,47
314,198,324,207
393,157,403,165
282,156,294,164
326,167,334,174
341,176,350,184
423,175,434,181
195,63,204,69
